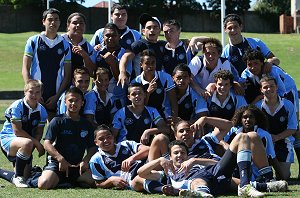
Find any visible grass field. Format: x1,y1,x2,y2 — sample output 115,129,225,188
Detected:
0,32,300,197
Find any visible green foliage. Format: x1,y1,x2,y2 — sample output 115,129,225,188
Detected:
206,0,251,14
253,0,290,15
0,0,85,9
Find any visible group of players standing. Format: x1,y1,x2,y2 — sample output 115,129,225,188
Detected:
0,3,298,198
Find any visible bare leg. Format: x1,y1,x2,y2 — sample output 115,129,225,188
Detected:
148,134,169,161
38,170,59,190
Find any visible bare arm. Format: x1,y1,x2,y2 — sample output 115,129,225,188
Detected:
118,51,135,87
266,52,280,66
137,157,167,180
167,88,178,117
95,176,128,189
22,55,32,83
268,157,285,180
272,129,296,143
84,114,99,129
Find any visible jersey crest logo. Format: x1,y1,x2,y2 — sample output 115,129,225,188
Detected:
210,104,218,112
178,54,185,60
125,118,134,125
122,148,129,155
231,55,238,63
39,44,47,51
57,48,63,55
156,88,162,94
32,119,39,126
184,103,191,109
226,104,232,110
144,118,150,125
80,130,88,138
126,39,132,45
279,116,286,122
96,104,104,111
22,115,28,122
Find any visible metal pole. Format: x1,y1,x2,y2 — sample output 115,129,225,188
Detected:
221,0,226,46
108,0,112,23
47,0,49,9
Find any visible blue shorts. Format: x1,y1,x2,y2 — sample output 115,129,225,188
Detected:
0,133,16,156
284,88,299,113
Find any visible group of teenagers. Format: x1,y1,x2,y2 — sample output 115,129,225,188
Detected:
0,3,299,198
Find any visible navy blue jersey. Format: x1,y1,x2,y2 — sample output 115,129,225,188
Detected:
130,39,166,71
162,41,193,75
45,114,95,165
24,33,71,101
112,106,162,143
207,91,247,120
89,140,143,181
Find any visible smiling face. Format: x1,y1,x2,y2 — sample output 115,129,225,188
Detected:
73,73,90,94
94,73,109,93
142,21,160,43
170,145,188,168
67,15,85,37
43,13,60,34
24,86,42,109
203,45,220,68
175,122,194,147
65,92,84,114
241,110,256,132
224,21,242,42
260,79,278,99
216,78,231,97
127,86,146,107
94,129,115,154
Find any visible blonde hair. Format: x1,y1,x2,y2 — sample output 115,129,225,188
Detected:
24,79,43,93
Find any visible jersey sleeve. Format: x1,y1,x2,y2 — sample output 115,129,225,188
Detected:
112,108,124,130
285,100,298,130
235,95,247,110
124,140,141,153
130,41,145,55
63,40,71,64
44,117,60,142
188,56,202,76
24,36,37,58
258,129,276,159
89,154,106,181
90,29,104,47
150,107,163,125
252,38,272,58
5,102,22,122
83,91,97,115
192,91,208,114
39,106,48,126
162,72,176,92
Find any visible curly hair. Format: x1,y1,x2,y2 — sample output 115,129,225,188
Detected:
231,105,269,131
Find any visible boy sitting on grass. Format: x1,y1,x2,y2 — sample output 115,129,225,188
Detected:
0,79,47,188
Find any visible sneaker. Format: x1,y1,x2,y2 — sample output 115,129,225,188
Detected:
238,184,264,197
266,180,288,192
12,176,29,188
179,189,214,198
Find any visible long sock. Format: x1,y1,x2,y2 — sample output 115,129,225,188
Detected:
294,140,300,172
257,166,273,182
237,150,252,188
251,181,268,192
0,169,15,182
144,180,164,194
15,151,31,177
194,185,211,193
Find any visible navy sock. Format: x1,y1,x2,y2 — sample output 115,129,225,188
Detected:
144,180,164,194
294,140,300,170
251,181,268,192
257,166,273,182
0,169,15,182
15,151,30,177
237,150,252,187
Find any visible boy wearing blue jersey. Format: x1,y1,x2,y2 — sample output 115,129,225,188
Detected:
22,8,72,122
84,67,117,128
222,14,279,76
132,49,178,119
57,67,90,115
38,87,96,189
112,83,169,145
172,63,208,122
256,76,298,180
0,80,47,187
89,124,149,189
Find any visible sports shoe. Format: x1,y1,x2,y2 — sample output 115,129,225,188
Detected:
179,189,214,198
266,180,288,192
238,184,264,197
12,176,29,188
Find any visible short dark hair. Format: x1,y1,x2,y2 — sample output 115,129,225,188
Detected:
67,12,86,26
42,8,60,20
169,140,188,153
163,19,181,30
173,120,189,135
94,124,112,138
94,67,110,80
202,38,223,54
214,70,234,85
242,49,265,64
111,3,128,14
260,75,277,86
223,14,242,28
65,87,84,101
73,67,90,79
128,82,145,94
103,22,119,35
172,63,191,77
140,49,156,63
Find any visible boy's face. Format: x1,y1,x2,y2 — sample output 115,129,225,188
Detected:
175,122,194,147
246,59,263,75
94,74,109,92
103,28,120,48
24,86,42,107
65,92,84,114
43,13,60,33
140,55,156,72
111,8,128,29
163,24,180,43
173,70,191,91
216,78,231,96
170,145,188,168
94,130,115,153
203,45,220,67
260,80,278,99
241,110,256,132
224,21,242,40
67,15,85,36
73,74,90,94
142,21,160,43
128,86,145,106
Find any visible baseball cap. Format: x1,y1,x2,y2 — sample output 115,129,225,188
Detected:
139,13,161,28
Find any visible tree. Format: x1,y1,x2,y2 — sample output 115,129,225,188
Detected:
253,0,290,15
206,0,251,14
0,0,85,9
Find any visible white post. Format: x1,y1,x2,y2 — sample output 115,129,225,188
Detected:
221,0,226,46
108,0,112,23
47,0,49,9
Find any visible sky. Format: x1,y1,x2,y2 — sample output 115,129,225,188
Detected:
81,0,256,8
